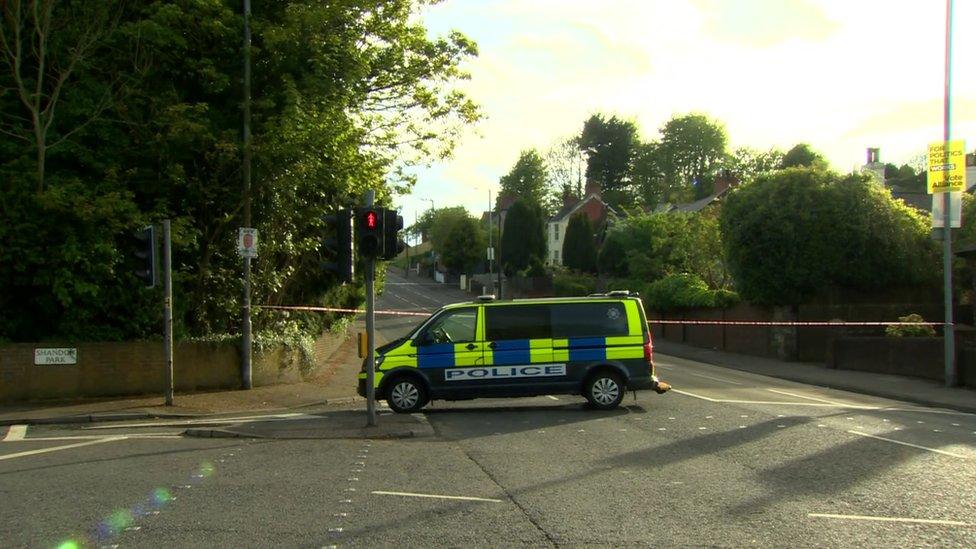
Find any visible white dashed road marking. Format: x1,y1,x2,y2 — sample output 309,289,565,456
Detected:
371,491,503,503
808,513,970,526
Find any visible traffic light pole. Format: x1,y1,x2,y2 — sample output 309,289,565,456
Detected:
365,191,377,427
163,220,174,406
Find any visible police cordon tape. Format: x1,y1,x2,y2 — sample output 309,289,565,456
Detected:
256,304,432,317
648,319,943,327
258,305,943,326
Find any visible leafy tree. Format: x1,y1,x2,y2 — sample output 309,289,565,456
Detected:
562,213,597,273
0,0,124,191
779,143,825,169
598,231,628,277
884,163,925,192
726,146,784,185
721,167,937,305
436,213,485,275
0,1,481,341
579,113,638,205
500,198,545,275
630,141,667,209
657,113,728,199
497,149,548,212
600,210,729,289
544,136,584,213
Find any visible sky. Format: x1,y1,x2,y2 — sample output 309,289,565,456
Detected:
394,0,976,228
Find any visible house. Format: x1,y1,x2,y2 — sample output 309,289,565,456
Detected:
655,170,739,214
867,148,976,216
546,179,620,266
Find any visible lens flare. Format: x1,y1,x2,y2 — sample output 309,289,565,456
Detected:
55,541,79,549
199,461,215,478
152,487,172,507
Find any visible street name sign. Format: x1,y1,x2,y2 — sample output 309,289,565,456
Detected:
34,348,77,365
927,140,966,193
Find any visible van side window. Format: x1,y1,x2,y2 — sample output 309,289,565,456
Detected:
485,305,551,340
421,308,477,344
551,302,628,338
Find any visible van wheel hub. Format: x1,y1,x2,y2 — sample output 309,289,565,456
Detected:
591,377,620,405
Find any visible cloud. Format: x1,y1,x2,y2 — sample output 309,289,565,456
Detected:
693,0,839,47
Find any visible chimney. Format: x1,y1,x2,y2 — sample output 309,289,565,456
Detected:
562,187,579,208
714,169,738,195
866,147,880,165
584,178,601,197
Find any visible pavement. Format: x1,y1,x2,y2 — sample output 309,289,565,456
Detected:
3,287,974,433
654,339,976,414
0,320,436,438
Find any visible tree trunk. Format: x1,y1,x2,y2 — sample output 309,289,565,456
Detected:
35,129,45,192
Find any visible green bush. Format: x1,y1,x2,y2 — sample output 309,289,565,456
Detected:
553,271,598,297
721,167,937,305
643,273,739,312
885,314,936,338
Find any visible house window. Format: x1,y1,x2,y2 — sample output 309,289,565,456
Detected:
554,250,560,262
554,224,560,241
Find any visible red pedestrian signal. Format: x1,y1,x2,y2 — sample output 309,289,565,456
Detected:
358,208,382,258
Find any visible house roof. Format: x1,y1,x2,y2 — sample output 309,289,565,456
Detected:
891,192,931,213
549,193,619,222
662,186,731,214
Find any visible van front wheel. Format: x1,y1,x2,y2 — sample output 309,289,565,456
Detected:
585,372,624,410
386,377,428,413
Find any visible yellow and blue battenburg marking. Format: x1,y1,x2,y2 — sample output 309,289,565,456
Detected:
362,299,651,390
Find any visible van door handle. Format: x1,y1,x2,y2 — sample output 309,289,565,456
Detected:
465,343,477,351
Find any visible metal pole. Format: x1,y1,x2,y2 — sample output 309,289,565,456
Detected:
488,189,493,294
163,220,174,406
942,0,957,387
365,190,377,426
241,0,253,390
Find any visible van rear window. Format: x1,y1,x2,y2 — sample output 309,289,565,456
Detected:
551,302,628,338
485,305,551,340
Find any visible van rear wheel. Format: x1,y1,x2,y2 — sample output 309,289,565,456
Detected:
386,376,428,414
585,372,624,410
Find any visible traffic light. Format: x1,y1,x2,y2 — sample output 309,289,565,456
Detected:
357,207,382,258
323,209,355,283
133,225,157,287
381,209,405,260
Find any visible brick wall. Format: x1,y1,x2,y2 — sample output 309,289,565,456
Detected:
0,329,350,403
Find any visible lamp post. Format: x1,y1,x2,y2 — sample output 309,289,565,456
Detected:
422,198,434,272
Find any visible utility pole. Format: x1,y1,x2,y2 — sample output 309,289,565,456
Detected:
241,0,253,389
364,191,377,427
163,220,174,406
942,0,957,387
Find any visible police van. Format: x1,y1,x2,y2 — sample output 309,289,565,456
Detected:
357,292,671,413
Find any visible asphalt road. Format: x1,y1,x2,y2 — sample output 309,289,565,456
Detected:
2,270,974,547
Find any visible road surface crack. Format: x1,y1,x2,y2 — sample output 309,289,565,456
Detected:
458,446,560,548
